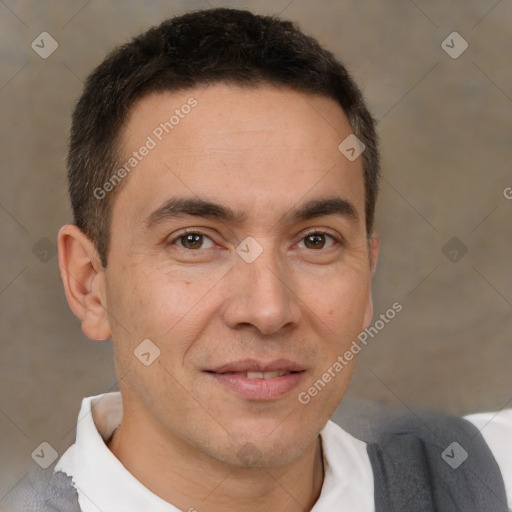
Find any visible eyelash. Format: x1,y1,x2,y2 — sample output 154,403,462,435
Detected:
168,229,341,251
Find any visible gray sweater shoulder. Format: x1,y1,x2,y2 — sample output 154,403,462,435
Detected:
2,470,81,512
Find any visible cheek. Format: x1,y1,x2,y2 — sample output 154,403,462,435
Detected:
307,269,371,330
106,266,223,368
109,266,193,327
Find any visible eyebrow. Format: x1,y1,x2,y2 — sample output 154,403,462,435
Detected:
145,196,359,229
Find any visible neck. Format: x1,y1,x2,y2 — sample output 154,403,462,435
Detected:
107,415,325,512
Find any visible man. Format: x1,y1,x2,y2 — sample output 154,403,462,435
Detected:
8,7,512,512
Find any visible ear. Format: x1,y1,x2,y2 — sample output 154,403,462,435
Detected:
362,232,380,329
57,224,111,340
369,232,380,278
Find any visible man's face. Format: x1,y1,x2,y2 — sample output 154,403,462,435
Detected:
104,83,377,467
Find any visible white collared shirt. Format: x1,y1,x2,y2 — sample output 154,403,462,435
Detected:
55,392,512,511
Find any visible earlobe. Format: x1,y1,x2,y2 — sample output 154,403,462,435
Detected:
57,224,111,341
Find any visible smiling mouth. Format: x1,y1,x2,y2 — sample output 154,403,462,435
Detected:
204,368,306,400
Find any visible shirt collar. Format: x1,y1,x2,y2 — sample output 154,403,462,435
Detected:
55,392,374,512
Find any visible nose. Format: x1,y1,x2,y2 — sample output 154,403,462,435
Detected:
221,240,302,336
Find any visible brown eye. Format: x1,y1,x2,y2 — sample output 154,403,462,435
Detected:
299,232,335,250
174,232,214,250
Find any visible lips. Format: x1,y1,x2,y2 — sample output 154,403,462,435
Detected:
237,370,290,379
205,359,306,400
207,358,306,374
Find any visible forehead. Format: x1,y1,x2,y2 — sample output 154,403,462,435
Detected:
111,83,365,232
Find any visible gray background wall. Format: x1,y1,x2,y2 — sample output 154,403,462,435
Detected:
1,0,511,498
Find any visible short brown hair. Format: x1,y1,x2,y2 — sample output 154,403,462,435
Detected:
67,7,380,267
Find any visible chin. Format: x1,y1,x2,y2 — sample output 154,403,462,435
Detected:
216,425,317,469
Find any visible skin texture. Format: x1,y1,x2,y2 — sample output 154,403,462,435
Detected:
58,83,379,512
